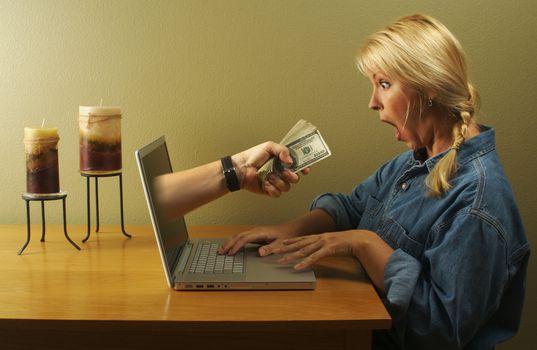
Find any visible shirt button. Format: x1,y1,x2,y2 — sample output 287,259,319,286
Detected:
401,182,408,191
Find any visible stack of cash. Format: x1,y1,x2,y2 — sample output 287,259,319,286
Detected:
256,119,331,183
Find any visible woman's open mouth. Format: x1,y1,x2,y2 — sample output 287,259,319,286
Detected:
381,119,402,141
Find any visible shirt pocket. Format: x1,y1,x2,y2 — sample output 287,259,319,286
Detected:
378,217,425,259
358,195,384,231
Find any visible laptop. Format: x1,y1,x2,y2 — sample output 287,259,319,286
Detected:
135,136,316,290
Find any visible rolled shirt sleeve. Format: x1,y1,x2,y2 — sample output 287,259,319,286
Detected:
384,211,511,348
384,249,422,317
309,192,362,231
310,165,389,231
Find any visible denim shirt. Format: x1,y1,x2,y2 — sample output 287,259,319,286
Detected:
310,126,530,350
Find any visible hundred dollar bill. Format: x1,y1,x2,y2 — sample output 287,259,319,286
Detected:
257,119,331,183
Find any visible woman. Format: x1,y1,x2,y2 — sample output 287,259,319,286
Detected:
219,14,529,349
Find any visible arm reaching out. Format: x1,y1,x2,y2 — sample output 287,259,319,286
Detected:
154,141,310,221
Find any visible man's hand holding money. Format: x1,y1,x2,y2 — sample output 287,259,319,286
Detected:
256,120,331,186
233,141,310,197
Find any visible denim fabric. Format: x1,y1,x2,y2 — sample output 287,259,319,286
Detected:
310,126,530,350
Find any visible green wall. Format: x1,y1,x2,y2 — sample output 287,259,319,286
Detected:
1,1,535,348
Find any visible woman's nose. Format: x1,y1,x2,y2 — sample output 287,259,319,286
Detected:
368,93,381,111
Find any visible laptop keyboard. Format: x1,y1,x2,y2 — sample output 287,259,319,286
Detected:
189,241,244,274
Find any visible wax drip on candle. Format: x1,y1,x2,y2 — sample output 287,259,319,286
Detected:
41,118,45,128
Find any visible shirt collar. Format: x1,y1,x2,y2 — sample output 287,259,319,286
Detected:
411,125,496,173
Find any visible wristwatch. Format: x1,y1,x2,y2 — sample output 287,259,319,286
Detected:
221,156,240,192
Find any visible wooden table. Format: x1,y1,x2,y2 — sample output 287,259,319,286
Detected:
0,224,391,349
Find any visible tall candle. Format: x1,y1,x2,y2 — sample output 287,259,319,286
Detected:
24,126,60,194
79,106,122,174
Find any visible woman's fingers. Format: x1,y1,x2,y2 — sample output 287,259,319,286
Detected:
219,230,268,255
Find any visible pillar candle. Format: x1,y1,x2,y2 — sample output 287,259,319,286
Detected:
24,127,60,194
79,106,122,174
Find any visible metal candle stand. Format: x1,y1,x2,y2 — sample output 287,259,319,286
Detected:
19,191,81,255
81,171,131,243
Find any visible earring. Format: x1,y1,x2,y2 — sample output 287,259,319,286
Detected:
427,98,433,107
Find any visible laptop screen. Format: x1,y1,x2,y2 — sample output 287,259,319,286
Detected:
136,137,189,278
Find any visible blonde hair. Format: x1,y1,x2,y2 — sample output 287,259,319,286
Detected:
356,14,480,197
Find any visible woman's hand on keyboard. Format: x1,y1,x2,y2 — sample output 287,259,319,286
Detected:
218,225,299,256
219,210,336,257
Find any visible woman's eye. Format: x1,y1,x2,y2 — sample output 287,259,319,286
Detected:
379,80,391,89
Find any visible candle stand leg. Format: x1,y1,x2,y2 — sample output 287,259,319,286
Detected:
82,173,131,242
82,177,91,243
40,201,46,242
18,194,79,254
62,197,80,250
95,177,100,233
119,174,132,238
18,200,31,255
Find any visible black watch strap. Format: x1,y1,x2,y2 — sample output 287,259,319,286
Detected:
221,156,240,192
